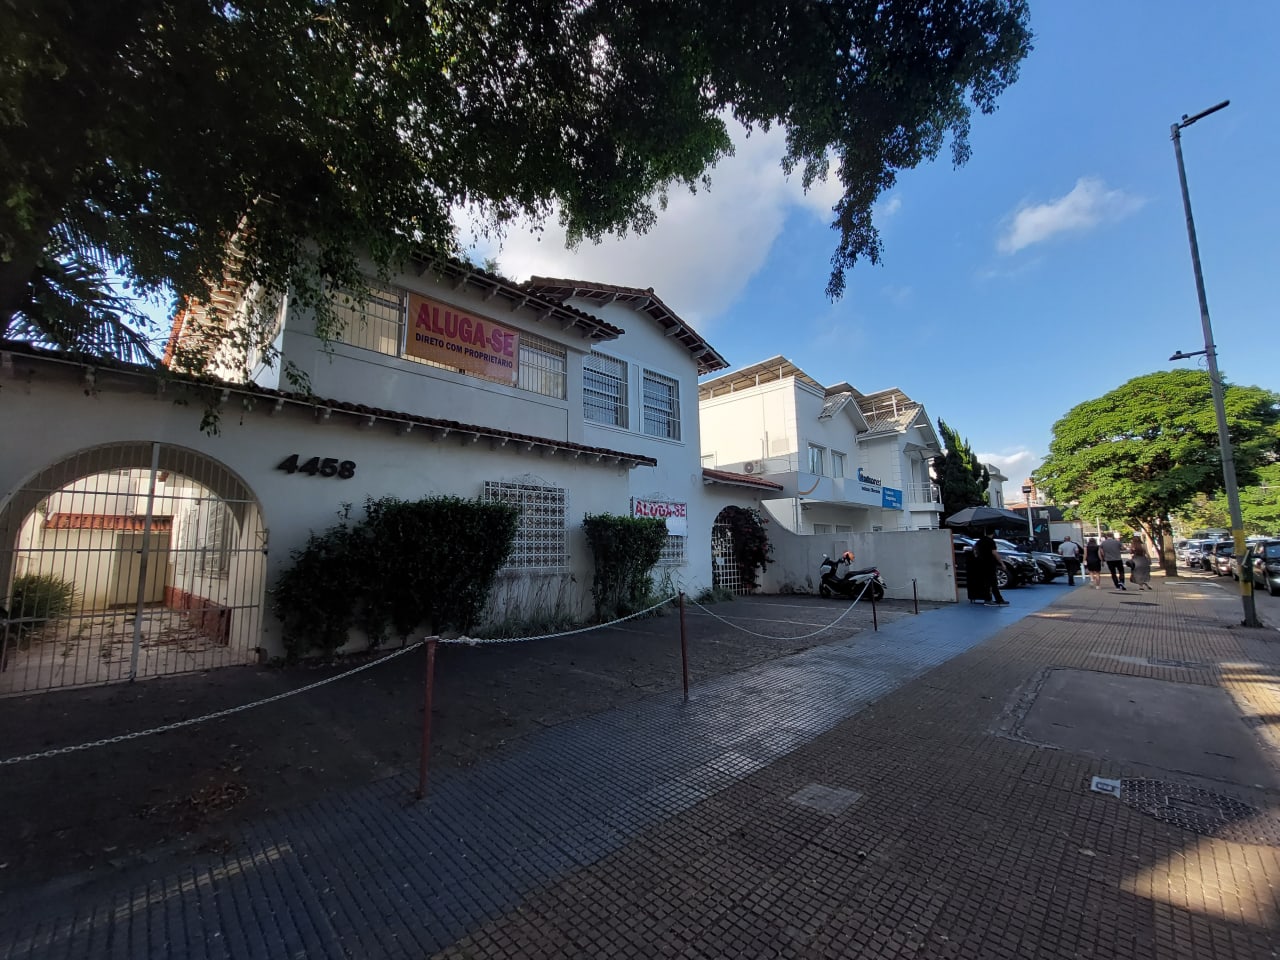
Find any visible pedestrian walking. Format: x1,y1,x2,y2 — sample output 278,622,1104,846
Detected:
1129,537,1152,590
1084,537,1103,588
1100,532,1126,590
1057,536,1083,586
974,531,1010,605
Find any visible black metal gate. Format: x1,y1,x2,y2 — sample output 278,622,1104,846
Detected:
0,442,266,695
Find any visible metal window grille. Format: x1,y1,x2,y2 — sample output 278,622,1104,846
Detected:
812,523,833,535
642,370,681,440
332,282,404,355
584,352,628,426
483,480,567,570
517,334,567,399
658,535,686,566
835,524,853,534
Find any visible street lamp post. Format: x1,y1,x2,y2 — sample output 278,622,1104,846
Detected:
1169,99,1260,628
1021,485,1035,545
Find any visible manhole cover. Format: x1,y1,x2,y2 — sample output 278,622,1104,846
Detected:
1120,779,1280,845
1147,657,1209,669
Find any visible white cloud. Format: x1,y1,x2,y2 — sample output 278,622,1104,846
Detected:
978,449,1040,482
457,120,858,327
877,194,903,218
997,178,1144,255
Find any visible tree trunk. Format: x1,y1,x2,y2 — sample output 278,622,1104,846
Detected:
1144,516,1178,577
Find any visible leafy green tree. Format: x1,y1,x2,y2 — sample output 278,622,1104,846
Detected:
1036,371,1280,573
2,0,1031,365
932,419,990,520
1178,462,1280,536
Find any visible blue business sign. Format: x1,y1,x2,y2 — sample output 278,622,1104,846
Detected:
882,486,903,510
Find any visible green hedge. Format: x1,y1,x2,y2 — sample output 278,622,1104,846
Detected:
271,496,518,659
582,513,668,620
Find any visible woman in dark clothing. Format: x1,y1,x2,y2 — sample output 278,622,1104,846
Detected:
1084,537,1103,589
973,532,1009,605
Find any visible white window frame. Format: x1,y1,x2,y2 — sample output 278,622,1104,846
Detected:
808,444,826,476
584,352,628,426
517,333,567,399
812,522,833,535
642,369,681,441
831,451,847,478
333,281,405,356
483,480,568,570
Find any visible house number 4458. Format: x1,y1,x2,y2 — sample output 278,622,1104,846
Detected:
277,455,357,479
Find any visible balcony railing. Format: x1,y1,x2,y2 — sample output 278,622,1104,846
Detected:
905,482,942,505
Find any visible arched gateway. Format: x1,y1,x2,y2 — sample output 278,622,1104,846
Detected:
0,442,266,695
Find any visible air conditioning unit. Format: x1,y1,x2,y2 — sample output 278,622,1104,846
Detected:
743,460,763,474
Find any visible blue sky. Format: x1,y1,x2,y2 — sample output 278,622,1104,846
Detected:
481,1,1279,485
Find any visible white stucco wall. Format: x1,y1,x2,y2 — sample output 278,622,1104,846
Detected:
0,367,701,656
759,527,957,602
699,379,798,472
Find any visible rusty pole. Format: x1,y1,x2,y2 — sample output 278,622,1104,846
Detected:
912,578,919,615
678,592,689,701
416,637,439,801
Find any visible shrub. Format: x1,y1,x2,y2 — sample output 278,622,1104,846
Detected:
582,514,668,620
8,573,78,632
271,496,519,660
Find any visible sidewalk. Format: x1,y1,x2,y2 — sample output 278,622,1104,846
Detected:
3,579,1280,958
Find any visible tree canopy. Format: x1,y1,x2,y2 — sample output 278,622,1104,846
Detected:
1035,370,1280,567
932,419,990,520
1178,462,1280,536
2,0,1032,363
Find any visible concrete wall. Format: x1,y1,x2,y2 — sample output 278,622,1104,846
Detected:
759,526,957,602
699,378,798,471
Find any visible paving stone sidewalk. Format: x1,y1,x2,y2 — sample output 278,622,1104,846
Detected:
4,579,1280,958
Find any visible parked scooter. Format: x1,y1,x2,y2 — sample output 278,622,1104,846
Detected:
818,552,886,602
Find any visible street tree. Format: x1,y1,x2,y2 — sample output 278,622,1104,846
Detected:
2,0,1032,366
1036,371,1280,574
932,419,990,520
1178,462,1280,536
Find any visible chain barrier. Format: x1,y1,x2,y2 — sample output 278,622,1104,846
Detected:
688,582,870,640
439,595,678,646
0,596,680,766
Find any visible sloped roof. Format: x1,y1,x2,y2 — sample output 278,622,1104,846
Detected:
2,340,658,469
525,277,728,375
698,355,824,399
165,255,626,369
701,468,784,491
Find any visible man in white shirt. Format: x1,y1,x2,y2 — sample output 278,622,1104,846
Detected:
1057,536,1082,585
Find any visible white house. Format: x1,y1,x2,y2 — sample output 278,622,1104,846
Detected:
698,357,944,537
0,259,778,695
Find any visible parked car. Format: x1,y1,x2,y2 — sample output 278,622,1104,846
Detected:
1185,539,1223,570
1233,539,1269,579
1174,540,1191,564
953,536,1033,590
1209,541,1235,576
995,539,1065,583
1248,540,1280,597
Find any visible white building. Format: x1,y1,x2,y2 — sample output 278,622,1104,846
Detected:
698,357,944,536
985,462,1009,508
0,260,781,695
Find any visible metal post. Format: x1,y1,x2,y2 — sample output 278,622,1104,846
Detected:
912,578,919,615
1171,102,1259,628
416,637,439,800
678,592,689,701
1021,485,1035,546
129,442,162,682
871,591,878,631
